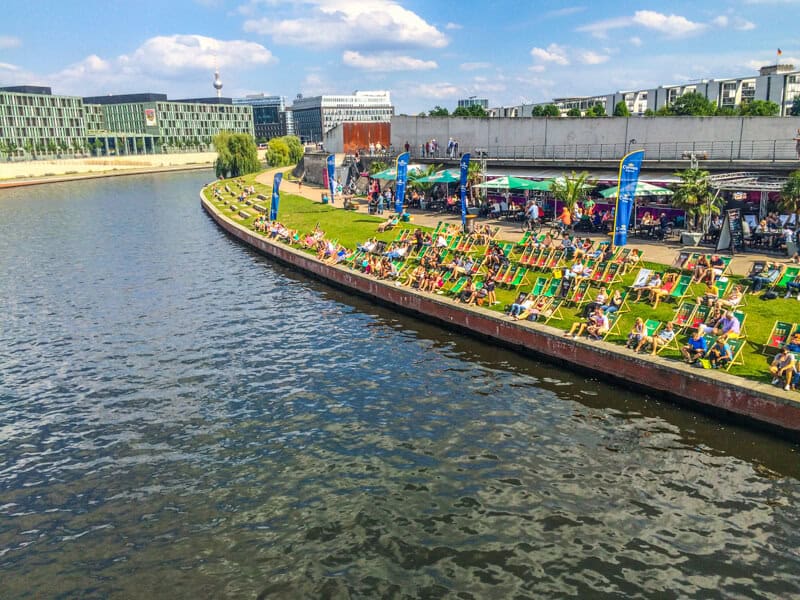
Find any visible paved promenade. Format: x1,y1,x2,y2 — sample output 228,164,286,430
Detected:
256,167,788,277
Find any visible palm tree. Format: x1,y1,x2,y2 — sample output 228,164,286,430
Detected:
779,170,800,222
467,161,483,204
549,170,596,213
672,168,716,231
408,163,442,194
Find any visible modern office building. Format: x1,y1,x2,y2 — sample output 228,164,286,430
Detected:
290,91,393,143
233,94,292,141
493,64,800,118
457,96,489,110
82,92,254,154
0,86,87,156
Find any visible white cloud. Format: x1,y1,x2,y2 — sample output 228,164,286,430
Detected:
631,11,706,36
0,62,20,71
121,34,274,73
578,51,609,65
577,10,705,38
460,61,491,71
243,0,448,49
531,43,569,65
342,50,436,71
40,35,275,96
733,17,756,30
545,6,586,18
629,36,642,46
528,65,546,72
415,82,461,99
445,22,462,30
712,15,729,27
0,35,21,49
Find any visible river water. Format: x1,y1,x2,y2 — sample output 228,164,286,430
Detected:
1,170,800,599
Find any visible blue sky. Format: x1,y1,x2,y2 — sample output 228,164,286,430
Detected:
0,0,796,113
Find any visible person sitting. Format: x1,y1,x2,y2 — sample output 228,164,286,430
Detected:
681,330,708,364
633,272,662,302
561,233,576,259
377,215,399,232
709,255,726,280
787,332,800,353
748,261,783,292
710,310,741,338
585,308,610,340
507,292,530,318
405,265,425,288
648,272,677,309
770,346,796,391
584,287,608,317
706,334,733,369
635,321,675,355
691,254,711,284
517,296,551,322
458,277,476,303
602,289,624,315
696,281,719,306
566,306,607,339
717,284,744,310
626,317,646,349
466,283,489,306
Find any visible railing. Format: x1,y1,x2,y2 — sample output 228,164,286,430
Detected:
408,140,799,163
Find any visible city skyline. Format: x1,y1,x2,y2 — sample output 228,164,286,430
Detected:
1,0,797,113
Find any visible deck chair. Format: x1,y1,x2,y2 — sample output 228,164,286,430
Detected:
529,277,549,297
602,262,622,285
518,231,532,247
762,321,795,355
682,252,700,272
534,248,551,269
567,279,591,306
722,337,746,371
668,274,693,303
715,277,732,301
671,302,697,331
448,276,468,295
546,250,564,271
732,309,747,338
774,266,800,292
508,267,530,289
629,268,653,291
602,311,623,340
541,276,563,298
590,262,609,285
519,245,535,266
688,304,712,331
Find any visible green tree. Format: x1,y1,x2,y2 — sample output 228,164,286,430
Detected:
541,104,561,117
530,105,544,117
643,108,655,116
265,137,291,167
453,104,487,117
136,139,145,153
369,160,388,175
790,95,800,117
665,92,717,116
672,168,717,231
586,103,607,117
215,132,261,177
46,140,58,155
409,163,442,194
93,139,104,156
466,160,483,203
715,105,738,116
549,171,595,212
738,99,780,116
613,101,630,117
779,170,800,222
428,106,449,117
566,107,581,117
283,135,304,163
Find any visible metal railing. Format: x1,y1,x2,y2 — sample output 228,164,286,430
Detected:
409,140,799,163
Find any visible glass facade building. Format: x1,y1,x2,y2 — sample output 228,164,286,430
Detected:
290,91,393,143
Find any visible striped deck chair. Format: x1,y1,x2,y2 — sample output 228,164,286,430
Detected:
546,250,564,271
732,309,748,338
602,262,622,285
688,304,711,331
671,302,697,331
567,279,591,306
448,276,468,295
508,267,530,289
529,276,549,297
534,248,552,269
763,321,795,355
774,266,800,292
590,262,609,285
602,311,624,340
667,274,693,303
542,299,565,323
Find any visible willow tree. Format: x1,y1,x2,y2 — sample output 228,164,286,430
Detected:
214,132,260,178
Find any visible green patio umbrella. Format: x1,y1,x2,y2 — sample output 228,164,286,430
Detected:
414,168,461,184
474,175,544,190
371,165,424,180
599,181,673,198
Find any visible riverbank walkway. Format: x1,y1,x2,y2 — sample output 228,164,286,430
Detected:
256,168,787,276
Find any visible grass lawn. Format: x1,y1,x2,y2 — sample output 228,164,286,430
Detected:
204,172,800,387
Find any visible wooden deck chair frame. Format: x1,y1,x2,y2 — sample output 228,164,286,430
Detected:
542,299,565,323
530,277,549,297
602,312,623,340
567,279,591,306
762,320,795,355
671,302,697,332
724,337,746,371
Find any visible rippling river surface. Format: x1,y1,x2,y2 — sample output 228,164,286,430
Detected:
2,171,800,599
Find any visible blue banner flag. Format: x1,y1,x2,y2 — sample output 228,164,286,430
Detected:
270,172,283,221
394,152,410,215
612,150,645,247
326,154,336,204
459,153,471,231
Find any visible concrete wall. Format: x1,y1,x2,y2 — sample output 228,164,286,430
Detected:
392,115,800,160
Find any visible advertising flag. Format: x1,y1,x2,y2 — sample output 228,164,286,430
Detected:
394,152,410,215
612,149,645,247
326,154,336,203
270,172,283,221
459,153,471,231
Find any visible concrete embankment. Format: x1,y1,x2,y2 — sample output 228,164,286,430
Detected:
200,190,800,439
